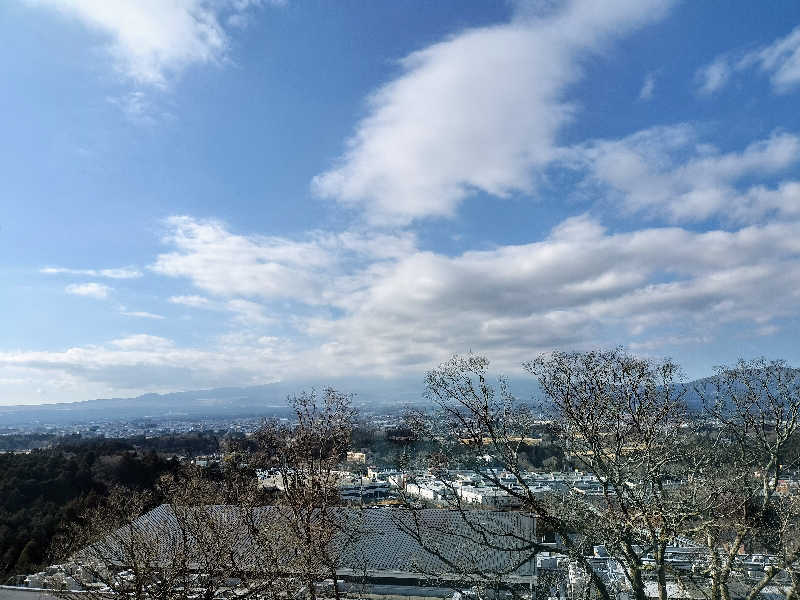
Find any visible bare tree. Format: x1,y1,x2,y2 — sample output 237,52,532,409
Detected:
246,388,359,600
405,353,615,600
47,389,362,600
688,358,800,600
409,350,720,600
48,474,277,600
525,348,696,600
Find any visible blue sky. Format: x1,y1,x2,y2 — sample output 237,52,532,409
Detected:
2,0,800,405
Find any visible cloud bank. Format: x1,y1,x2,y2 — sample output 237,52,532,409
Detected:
12,212,800,397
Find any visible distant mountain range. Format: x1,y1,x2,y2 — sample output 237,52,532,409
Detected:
0,379,429,428
0,373,744,429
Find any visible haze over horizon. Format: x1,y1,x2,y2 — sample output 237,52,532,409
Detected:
3,1,800,406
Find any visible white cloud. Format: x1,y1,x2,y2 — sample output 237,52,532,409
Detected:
65,282,112,299
227,0,284,27
24,0,265,87
151,216,416,303
639,72,656,100
169,293,275,326
741,25,800,93
169,294,213,308
695,57,730,96
227,299,273,325
312,0,674,224
120,310,165,320
145,215,800,378
298,216,800,374
24,0,272,122
112,334,174,350
152,216,337,302
106,90,172,125
42,266,142,279
14,1,800,402
11,212,800,397
572,125,800,222
0,333,291,398
696,26,800,95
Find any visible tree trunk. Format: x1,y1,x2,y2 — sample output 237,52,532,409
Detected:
629,566,647,600
787,570,800,600
329,566,341,600
744,568,778,600
721,583,731,600
656,542,668,600
708,536,722,600
307,576,316,600
710,575,720,600
718,532,745,600
588,569,613,600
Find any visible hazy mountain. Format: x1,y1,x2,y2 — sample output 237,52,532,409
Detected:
0,370,771,429
0,378,428,428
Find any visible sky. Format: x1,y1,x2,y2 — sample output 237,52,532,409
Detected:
2,1,800,405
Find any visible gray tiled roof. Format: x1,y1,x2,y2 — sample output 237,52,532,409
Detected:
0,587,60,600
119,505,537,580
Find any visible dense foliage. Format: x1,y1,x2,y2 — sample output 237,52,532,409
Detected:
0,443,179,582
0,431,223,454
0,433,59,452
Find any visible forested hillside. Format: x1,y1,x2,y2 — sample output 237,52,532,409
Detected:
0,442,180,582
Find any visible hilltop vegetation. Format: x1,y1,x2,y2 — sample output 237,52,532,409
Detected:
0,441,179,582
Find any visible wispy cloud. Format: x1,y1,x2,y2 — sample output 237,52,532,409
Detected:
24,0,273,121
120,310,165,320
226,299,273,325
0,333,289,396
146,214,800,376
65,282,111,299
27,0,237,86
696,25,800,95
111,334,174,350
743,25,800,93
639,72,656,100
106,90,174,126
571,125,800,222
42,266,142,279
169,293,276,327
10,188,800,397
151,216,416,304
695,56,731,96
168,295,213,308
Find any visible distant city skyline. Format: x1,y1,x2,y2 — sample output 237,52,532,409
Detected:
3,1,800,405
